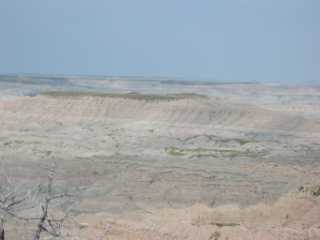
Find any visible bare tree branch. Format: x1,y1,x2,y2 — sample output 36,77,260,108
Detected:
1,163,76,240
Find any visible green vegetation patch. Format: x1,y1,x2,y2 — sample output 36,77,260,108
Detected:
165,147,249,158
165,147,188,156
42,91,207,102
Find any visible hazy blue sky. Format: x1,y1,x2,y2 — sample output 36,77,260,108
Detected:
0,0,319,83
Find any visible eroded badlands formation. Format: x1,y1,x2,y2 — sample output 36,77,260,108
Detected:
0,79,320,239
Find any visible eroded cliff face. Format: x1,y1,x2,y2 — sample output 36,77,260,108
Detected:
1,92,319,132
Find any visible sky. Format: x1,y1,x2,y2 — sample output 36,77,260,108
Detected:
0,0,319,83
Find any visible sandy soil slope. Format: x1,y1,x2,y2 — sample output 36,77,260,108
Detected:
71,190,320,240
0,81,319,239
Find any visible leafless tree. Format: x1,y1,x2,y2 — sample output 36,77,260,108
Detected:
0,165,75,240
33,166,74,240
0,219,4,240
